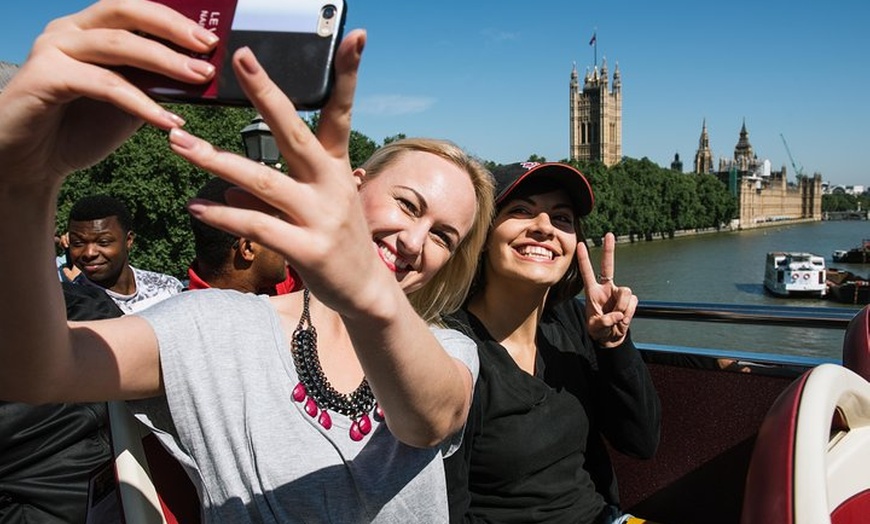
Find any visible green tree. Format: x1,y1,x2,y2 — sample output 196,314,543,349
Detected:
56,105,745,280
822,192,857,212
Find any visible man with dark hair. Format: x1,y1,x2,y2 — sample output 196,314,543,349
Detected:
188,177,298,294
67,194,183,313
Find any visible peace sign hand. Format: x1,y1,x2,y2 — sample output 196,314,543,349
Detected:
576,232,638,348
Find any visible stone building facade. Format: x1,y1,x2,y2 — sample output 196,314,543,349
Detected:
693,120,823,228
569,58,621,166
732,169,823,228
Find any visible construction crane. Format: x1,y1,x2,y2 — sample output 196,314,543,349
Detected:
779,134,805,179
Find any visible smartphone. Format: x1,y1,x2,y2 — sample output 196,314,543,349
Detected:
127,0,347,109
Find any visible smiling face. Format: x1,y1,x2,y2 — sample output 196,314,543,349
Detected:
67,216,133,288
485,188,578,289
357,150,477,294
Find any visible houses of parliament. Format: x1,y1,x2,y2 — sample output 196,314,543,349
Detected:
568,58,821,229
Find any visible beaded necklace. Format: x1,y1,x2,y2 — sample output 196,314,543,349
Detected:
290,289,380,441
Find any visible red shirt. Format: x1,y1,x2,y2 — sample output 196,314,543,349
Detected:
186,263,301,294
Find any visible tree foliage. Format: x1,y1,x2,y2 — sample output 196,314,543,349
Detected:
56,106,739,278
822,192,869,213
569,157,736,245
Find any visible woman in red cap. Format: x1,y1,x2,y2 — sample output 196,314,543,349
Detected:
445,162,661,524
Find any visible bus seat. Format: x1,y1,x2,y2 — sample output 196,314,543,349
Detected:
107,402,200,524
741,363,870,524
842,305,870,381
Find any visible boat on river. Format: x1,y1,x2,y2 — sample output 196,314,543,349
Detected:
832,239,870,264
763,252,827,298
826,268,870,305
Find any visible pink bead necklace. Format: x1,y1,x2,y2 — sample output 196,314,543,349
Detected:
290,289,381,441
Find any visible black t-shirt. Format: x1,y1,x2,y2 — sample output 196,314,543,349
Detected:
445,298,661,524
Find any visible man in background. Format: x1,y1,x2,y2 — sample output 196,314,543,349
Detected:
188,177,298,294
67,195,183,313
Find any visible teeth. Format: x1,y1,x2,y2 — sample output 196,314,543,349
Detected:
517,245,554,260
379,244,408,270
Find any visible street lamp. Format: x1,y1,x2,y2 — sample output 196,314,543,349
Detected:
240,114,281,167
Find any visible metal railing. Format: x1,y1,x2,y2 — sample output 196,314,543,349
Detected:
625,301,863,370
633,301,858,329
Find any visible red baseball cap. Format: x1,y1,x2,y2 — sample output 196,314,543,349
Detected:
490,162,594,217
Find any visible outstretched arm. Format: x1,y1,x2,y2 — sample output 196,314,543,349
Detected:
170,37,474,448
0,0,219,403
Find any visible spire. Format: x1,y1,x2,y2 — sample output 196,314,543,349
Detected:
694,118,714,174
698,118,709,148
734,118,754,171
612,61,621,91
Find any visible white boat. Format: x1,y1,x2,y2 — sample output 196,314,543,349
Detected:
764,252,827,297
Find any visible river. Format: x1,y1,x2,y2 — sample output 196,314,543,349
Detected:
587,220,868,360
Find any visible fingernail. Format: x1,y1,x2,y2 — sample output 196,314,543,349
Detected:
188,59,216,79
187,200,207,217
163,110,186,127
169,128,196,149
237,48,261,75
194,27,219,48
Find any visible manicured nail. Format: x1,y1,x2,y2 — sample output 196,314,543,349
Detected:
163,110,186,127
186,200,207,217
194,27,219,48
169,128,196,149
188,59,216,79
237,48,261,75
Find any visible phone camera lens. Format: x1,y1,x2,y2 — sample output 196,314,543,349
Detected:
322,5,336,19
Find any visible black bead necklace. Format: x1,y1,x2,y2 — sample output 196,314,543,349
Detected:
290,289,379,441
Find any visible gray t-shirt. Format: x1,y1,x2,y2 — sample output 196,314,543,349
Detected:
131,289,478,523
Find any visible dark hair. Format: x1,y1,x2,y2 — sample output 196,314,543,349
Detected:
470,178,586,310
68,195,133,232
190,177,238,270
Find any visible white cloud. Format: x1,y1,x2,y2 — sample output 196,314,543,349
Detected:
481,28,519,43
357,95,436,116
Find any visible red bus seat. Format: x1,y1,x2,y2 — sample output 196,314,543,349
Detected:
107,402,200,524
842,305,870,381
741,363,870,524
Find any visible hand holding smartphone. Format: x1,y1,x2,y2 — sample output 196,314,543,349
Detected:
128,0,347,109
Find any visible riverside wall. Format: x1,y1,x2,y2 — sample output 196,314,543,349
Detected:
598,217,824,246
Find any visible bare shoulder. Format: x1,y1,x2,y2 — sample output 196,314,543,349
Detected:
68,314,162,400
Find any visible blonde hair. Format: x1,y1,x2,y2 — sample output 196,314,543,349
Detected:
359,138,494,325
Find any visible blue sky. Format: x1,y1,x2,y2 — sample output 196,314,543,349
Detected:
2,1,868,187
